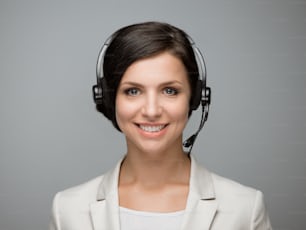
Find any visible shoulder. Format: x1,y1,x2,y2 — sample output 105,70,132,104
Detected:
211,172,257,196
53,158,123,207
191,155,258,198
210,172,272,229
191,156,272,227
52,174,104,211
51,156,123,211
191,155,259,198
49,174,107,230
210,172,263,209
49,157,123,230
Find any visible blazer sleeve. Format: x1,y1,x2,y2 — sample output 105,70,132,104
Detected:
251,190,272,230
49,192,61,230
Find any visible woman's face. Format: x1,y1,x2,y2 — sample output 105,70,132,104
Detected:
115,52,191,155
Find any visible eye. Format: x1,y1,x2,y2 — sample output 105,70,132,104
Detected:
124,88,140,96
163,87,178,96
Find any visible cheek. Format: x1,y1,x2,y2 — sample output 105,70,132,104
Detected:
167,99,190,122
115,98,126,124
115,98,137,128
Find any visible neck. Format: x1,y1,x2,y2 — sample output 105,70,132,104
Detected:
119,148,190,187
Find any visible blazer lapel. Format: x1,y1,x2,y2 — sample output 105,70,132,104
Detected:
90,197,121,230
90,159,123,230
181,156,218,230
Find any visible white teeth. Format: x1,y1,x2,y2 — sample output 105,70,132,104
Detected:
139,125,165,132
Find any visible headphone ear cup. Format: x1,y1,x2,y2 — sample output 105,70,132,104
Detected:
190,80,203,110
203,87,211,107
93,77,108,105
93,77,108,118
93,77,121,131
93,77,115,120
92,84,103,105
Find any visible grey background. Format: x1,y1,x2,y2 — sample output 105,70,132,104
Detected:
0,0,305,229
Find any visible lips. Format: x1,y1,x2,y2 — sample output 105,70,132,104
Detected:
138,124,167,133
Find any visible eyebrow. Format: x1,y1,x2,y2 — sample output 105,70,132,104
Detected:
119,80,184,87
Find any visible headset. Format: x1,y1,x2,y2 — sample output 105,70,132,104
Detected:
93,32,211,153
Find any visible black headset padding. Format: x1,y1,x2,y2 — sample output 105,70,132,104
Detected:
190,80,202,110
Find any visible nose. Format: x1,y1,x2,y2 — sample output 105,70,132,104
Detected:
141,92,162,119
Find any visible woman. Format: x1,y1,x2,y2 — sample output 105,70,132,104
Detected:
50,21,272,230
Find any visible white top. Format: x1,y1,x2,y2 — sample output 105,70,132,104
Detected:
119,207,185,230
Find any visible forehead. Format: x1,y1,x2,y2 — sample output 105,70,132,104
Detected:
120,52,189,85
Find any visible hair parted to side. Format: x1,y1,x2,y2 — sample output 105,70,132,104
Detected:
96,21,199,131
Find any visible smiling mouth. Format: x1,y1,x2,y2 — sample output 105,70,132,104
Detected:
138,124,167,133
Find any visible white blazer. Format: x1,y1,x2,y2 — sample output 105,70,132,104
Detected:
49,155,272,230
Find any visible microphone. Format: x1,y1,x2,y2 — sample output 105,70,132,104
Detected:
183,134,197,148
183,99,209,153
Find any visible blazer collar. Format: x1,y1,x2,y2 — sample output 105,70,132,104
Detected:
189,155,215,199
90,159,122,230
90,155,218,230
181,155,218,229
